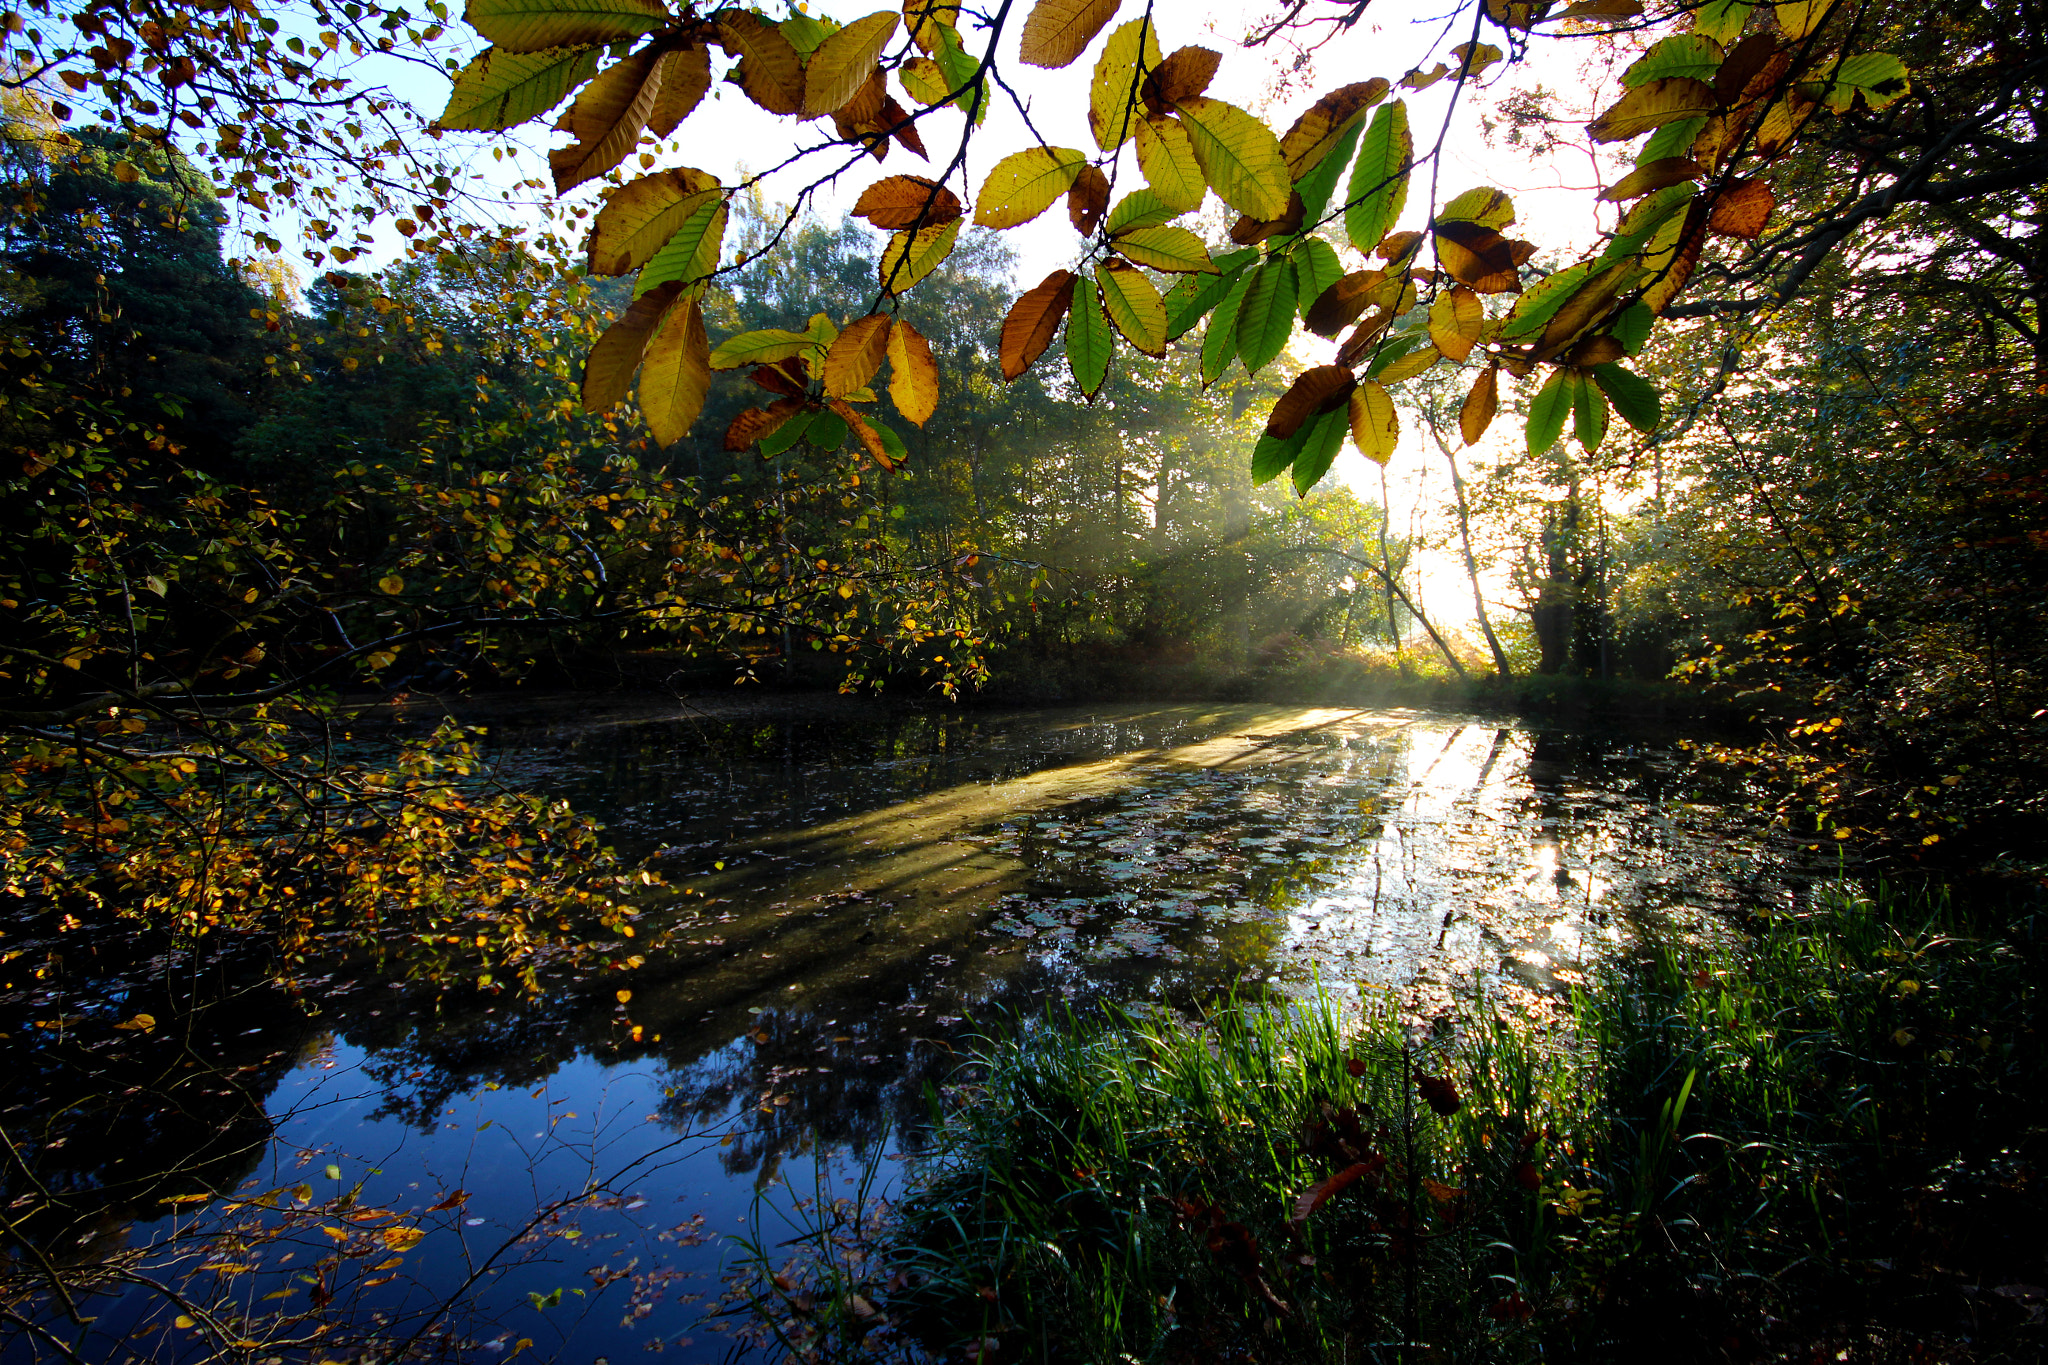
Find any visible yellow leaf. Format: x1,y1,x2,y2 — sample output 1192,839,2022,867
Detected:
823,314,893,398
1588,77,1718,143
1097,260,1166,356
381,1225,428,1252
638,296,710,446
1775,0,1827,39
1018,0,1121,69
888,319,939,426
1279,79,1389,181
1111,225,1215,274
1601,156,1703,201
973,147,1089,229
1427,286,1484,361
587,170,720,275
878,219,961,295
717,13,804,116
1376,345,1441,383
803,11,900,116
903,0,960,56
1175,96,1290,221
1437,186,1514,228
583,281,682,413
378,575,405,595
1349,382,1399,464
1087,16,1160,152
114,1012,157,1032
112,159,141,183
899,55,950,106
174,1315,197,1329
1134,115,1205,212
647,46,713,137
615,988,632,1003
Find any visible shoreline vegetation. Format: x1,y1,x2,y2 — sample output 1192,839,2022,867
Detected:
737,881,2047,1364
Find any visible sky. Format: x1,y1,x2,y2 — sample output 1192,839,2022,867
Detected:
251,0,1651,638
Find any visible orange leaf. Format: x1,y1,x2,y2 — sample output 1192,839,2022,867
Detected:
999,269,1075,380
1707,177,1775,239
822,314,893,398
1459,365,1499,446
852,175,963,230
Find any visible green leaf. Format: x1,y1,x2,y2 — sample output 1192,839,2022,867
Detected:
873,420,911,466
1345,100,1411,256
1597,183,1695,266
1066,271,1115,398
462,0,667,54
758,406,816,456
1250,422,1308,485
1525,368,1574,454
587,171,721,276
1363,333,1426,379
634,197,725,297
1638,115,1706,165
1591,362,1662,431
1290,238,1343,321
1234,256,1299,376
974,146,1089,229
1104,188,1175,235
1200,271,1253,384
807,409,849,450
1165,249,1255,340
1623,34,1725,87
1437,186,1515,228
1691,0,1750,45
708,328,813,370
1291,404,1349,494
1609,302,1654,355
1820,53,1910,113
436,46,601,131
1573,375,1610,453
1289,115,1364,227
1175,96,1292,221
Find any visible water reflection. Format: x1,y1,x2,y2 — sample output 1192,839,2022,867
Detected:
1,702,1827,1362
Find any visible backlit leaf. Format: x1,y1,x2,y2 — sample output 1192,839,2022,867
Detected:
1438,186,1514,228
1691,0,1749,44
1623,34,1724,86
759,406,817,456
1291,117,1364,227
1066,271,1114,397
1097,260,1167,355
823,314,893,398
1525,367,1573,454
1165,249,1255,340
1459,365,1499,445
1349,380,1399,463
1268,364,1356,439
1088,17,1160,151
1251,421,1308,485
903,0,961,56
1291,238,1343,321
1200,271,1253,384
1589,78,1718,143
1820,53,1909,113
1592,362,1661,431
887,319,939,425
853,175,964,230
1602,156,1702,201
725,398,804,450
1000,270,1076,380
1145,46,1221,107
1103,187,1175,234
708,328,813,370
1450,40,1505,74
878,218,961,295
804,12,899,116
1774,0,1827,39
1112,225,1215,273
1069,165,1110,233
587,168,720,275
717,14,804,116
1433,220,1523,294
646,46,713,137
899,55,951,106
548,48,663,193
437,47,601,131
1304,270,1382,337
1535,257,1638,356
1291,404,1350,494
1345,100,1412,257
1135,116,1206,212
1574,374,1610,452
1018,0,1120,69
583,281,681,412
1279,79,1389,181
1375,343,1441,383
1234,256,1299,376
633,195,726,296
1708,177,1775,238
463,0,666,54
639,295,710,446
1175,96,1291,221
1428,286,1484,360
974,147,1089,228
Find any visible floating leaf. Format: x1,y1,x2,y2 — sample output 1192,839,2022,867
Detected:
1000,269,1076,379
1349,379,1399,463
823,314,893,397
1175,96,1291,221
1097,260,1167,355
583,281,681,412
804,11,899,115
974,146,1089,228
1018,0,1121,69
1066,271,1114,397
463,0,667,54
1345,100,1412,257
1459,365,1499,445
437,46,601,131
1088,16,1161,151
888,319,939,425
639,295,710,446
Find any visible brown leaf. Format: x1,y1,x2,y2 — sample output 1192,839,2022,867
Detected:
1600,156,1703,202
647,45,713,138
718,14,804,116
822,314,893,398
752,360,806,396
1377,229,1424,263
1289,1156,1387,1225
882,97,928,159
1642,200,1710,313
1414,1071,1461,1116
1279,79,1390,181
1267,365,1357,439
724,396,805,450
1144,45,1220,111
1305,269,1384,337
1715,33,1786,105
1563,334,1625,365
1460,365,1499,445
1228,190,1305,245
838,65,889,126
1068,164,1110,234
582,282,683,413
1334,310,1393,368
852,175,963,230
1535,258,1635,357
1433,220,1523,294
1587,77,1718,144
1000,269,1076,380
1708,177,1775,239
829,398,897,469
1018,0,1121,70
426,1189,470,1212
549,48,664,194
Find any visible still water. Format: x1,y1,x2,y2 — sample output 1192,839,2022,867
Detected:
6,699,1827,1361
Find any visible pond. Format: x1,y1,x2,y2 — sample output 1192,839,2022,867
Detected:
1,698,1831,1362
